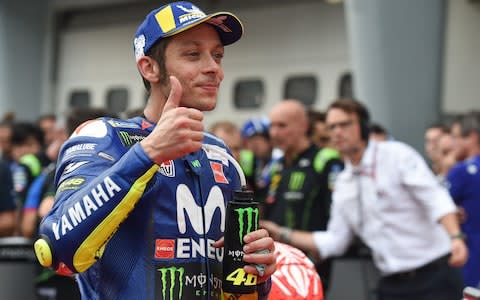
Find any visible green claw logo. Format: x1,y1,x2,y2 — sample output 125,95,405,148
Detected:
118,131,133,146
157,266,185,299
289,171,305,191
235,207,259,244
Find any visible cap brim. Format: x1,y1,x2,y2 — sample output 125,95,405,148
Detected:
163,12,243,45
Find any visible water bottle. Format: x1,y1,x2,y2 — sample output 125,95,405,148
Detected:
222,188,259,299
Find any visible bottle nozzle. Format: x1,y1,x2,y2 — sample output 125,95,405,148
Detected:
233,189,254,202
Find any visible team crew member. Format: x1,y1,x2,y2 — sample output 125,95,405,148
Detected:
210,119,323,299
240,117,275,204
0,159,16,236
263,99,467,300
447,111,480,287
263,100,343,291
35,2,275,299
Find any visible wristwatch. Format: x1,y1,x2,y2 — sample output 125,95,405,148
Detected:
450,232,467,240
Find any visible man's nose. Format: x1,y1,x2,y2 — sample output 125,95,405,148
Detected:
203,55,221,74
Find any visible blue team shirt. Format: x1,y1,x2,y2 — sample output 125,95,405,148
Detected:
447,155,480,287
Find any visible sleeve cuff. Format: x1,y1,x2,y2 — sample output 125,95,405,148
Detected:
312,231,332,259
431,190,457,222
132,142,156,166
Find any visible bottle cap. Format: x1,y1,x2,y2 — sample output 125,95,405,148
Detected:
233,188,254,202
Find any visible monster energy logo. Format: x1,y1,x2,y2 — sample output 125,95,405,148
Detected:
157,266,185,299
235,207,259,244
192,160,201,168
118,131,145,147
289,172,305,191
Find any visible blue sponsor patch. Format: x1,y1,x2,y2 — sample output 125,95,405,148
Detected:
107,119,141,129
63,143,98,160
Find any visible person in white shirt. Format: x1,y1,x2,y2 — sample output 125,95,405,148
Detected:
261,98,468,300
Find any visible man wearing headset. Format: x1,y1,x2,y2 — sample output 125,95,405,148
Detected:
262,98,467,300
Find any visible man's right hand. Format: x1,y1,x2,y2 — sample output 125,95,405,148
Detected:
141,76,204,164
449,238,468,268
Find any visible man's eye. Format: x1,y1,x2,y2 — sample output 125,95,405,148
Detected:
187,52,199,57
213,53,224,60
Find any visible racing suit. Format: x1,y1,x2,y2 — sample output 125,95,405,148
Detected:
38,116,270,300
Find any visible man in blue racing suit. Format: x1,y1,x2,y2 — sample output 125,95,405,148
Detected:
34,2,276,299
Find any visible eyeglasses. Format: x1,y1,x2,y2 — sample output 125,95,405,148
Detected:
326,120,353,132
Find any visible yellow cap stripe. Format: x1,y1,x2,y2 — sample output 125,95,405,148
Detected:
73,164,159,272
155,5,176,33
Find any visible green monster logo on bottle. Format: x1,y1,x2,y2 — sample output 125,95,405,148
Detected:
235,207,259,244
157,266,185,299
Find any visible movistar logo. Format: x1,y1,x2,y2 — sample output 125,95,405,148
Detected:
158,266,184,300
235,207,259,244
289,172,305,191
177,184,225,234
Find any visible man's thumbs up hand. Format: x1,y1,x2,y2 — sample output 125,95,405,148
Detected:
141,76,204,164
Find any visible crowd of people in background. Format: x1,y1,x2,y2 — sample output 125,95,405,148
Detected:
0,98,479,299
0,107,112,299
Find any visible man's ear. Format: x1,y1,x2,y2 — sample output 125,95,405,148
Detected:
137,56,160,84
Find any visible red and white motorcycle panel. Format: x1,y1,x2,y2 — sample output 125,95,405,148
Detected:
269,242,323,300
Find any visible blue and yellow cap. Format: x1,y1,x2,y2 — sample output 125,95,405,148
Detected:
134,1,243,61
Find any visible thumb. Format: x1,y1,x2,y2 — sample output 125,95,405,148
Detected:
162,76,182,114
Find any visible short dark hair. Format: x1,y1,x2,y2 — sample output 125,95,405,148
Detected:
307,110,326,137
37,114,56,125
11,122,44,146
327,98,370,140
141,38,171,93
426,121,448,133
328,98,370,123
308,110,326,123
459,111,480,137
